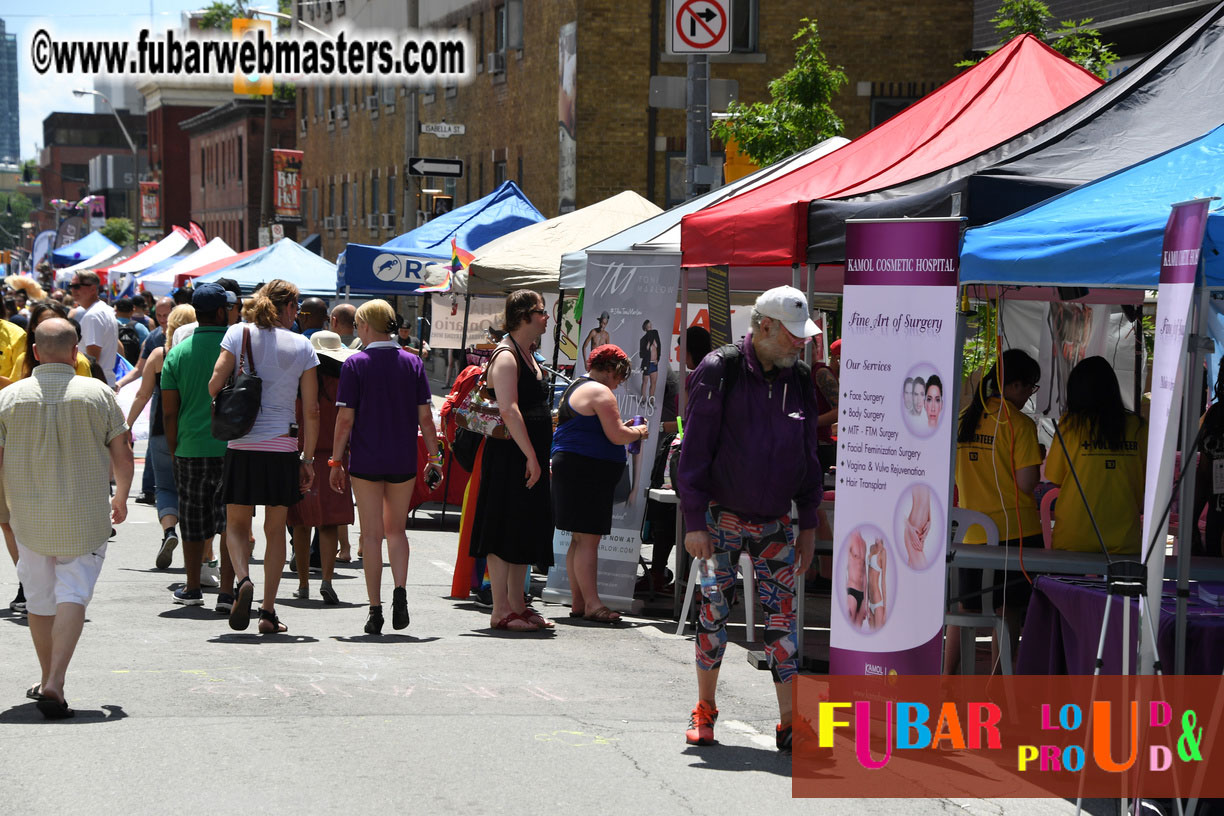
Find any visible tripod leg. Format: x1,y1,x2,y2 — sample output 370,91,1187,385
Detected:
1136,595,1186,816
1077,593,1116,816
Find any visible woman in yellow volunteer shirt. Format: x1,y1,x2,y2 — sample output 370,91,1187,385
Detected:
947,349,1043,674
1046,356,1146,554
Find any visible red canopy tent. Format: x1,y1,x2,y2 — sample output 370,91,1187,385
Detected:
680,34,1103,269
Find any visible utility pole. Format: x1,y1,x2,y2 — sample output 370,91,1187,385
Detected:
684,54,711,201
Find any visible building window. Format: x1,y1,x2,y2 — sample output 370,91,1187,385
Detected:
329,182,335,217
494,160,507,186
517,155,523,187
495,5,507,53
371,176,380,214
870,96,920,128
731,0,758,53
340,181,348,220
200,148,206,189
387,174,395,213
237,135,243,182
315,85,324,119
311,187,318,223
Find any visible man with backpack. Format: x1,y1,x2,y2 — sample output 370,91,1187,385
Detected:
675,285,823,753
114,298,149,366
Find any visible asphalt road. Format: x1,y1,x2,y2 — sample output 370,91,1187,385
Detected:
0,461,1105,815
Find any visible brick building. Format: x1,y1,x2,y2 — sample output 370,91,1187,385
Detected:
36,111,148,234
139,82,235,235
182,99,298,251
296,0,974,262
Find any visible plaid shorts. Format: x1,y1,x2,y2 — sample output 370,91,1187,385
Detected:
173,456,226,542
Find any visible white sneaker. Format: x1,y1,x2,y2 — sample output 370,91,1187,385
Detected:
200,560,221,588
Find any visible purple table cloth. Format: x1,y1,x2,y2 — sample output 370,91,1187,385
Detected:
1017,576,1224,675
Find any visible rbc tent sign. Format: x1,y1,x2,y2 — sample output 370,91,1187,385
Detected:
342,244,449,294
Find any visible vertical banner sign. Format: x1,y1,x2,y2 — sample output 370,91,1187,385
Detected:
542,251,680,609
704,265,732,347
557,22,577,214
1139,199,1210,670
139,181,160,228
88,197,106,230
272,149,304,224
830,218,960,676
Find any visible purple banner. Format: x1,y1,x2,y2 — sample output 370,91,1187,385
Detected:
844,219,961,288
1159,199,1211,285
831,218,960,676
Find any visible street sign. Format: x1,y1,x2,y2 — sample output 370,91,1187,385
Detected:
667,0,731,55
420,122,466,138
408,157,464,178
649,75,738,110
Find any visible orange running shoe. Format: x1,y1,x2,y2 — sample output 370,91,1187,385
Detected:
685,700,719,746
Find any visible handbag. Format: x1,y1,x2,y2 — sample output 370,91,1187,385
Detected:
453,346,513,440
211,326,263,441
451,426,483,471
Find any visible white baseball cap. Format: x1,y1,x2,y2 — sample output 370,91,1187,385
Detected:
755,286,820,338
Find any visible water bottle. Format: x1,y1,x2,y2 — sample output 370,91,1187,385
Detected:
699,557,723,605
627,415,646,454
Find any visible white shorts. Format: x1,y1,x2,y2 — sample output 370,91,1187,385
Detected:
16,542,108,616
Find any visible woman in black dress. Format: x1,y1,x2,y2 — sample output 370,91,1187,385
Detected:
469,290,555,632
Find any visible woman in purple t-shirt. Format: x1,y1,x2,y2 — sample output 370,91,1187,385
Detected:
331,299,442,635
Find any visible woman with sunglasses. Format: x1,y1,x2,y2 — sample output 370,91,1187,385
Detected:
468,290,555,632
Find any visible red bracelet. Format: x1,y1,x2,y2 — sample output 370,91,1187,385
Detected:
327,459,344,468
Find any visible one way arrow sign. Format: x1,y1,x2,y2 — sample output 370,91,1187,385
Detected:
408,157,464,178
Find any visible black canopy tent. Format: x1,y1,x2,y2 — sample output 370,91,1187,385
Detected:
806,0,1224,263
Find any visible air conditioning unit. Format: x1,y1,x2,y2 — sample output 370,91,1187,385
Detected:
323,216,336,230
366,214,379,229
380,213,394,229
382,86,396,105
334,104,347,120
325,108,335,124
486,51,505,74
300,116,308,133
367,95,380,119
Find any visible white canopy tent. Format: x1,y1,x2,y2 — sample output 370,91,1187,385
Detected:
138,238,236,296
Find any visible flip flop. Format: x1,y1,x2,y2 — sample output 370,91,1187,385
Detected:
521,608,554,629
25,683,42,700
36,696,74,720
491,612,537,632
583,606,622,624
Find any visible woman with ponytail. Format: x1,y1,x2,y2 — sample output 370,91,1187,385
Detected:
330,299,441,635
949,348,1043,672
209,279,320,635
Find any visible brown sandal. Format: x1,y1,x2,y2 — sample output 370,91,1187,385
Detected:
583,606,622,624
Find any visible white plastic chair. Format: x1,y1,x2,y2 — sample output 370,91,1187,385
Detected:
676,552,757,639
945,507,1013,675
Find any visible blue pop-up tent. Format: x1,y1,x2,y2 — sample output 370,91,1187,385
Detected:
960,123,1224,289
50,231,120,267
340,180,544,295
195,238,337,297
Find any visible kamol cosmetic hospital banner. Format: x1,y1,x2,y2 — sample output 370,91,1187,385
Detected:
1138,198,1211,672
542,251,679,610
830,218,960,676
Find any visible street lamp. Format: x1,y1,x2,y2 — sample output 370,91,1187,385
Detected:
72,88,139,231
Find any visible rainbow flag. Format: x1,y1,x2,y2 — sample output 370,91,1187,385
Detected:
418,238,474,293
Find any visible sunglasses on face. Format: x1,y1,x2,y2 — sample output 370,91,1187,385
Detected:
529,308,548,317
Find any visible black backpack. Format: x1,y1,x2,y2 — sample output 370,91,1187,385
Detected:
714,343,812,400
117,324,142,365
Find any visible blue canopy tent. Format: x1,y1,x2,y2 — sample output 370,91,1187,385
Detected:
961,123,1224,678
960,124,1224,289
194,239,336,297
340,180,544,295
50,231,119,267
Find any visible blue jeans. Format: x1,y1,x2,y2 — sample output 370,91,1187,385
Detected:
148,434,178,521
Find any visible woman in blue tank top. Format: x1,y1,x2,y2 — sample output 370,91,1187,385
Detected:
552,344,649,623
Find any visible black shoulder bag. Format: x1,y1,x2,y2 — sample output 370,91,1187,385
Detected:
211,327,263,441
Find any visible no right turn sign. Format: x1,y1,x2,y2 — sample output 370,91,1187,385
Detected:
667,0,731,55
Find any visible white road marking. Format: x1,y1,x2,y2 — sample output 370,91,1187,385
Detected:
430,559,454,575
724,719,776,749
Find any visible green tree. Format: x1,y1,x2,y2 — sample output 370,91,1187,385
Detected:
960,0,1118,79
99,217,135,247
0,193,33,252
710,18,847,168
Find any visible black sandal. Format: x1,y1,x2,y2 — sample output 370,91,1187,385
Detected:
229,576,254,631
257,607,288,634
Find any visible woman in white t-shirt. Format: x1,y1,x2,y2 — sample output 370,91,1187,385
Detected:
209,279,319,635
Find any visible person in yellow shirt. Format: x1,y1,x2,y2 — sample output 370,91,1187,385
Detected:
948,348,1043,673
0,313,24,613
1045,356,1147,554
